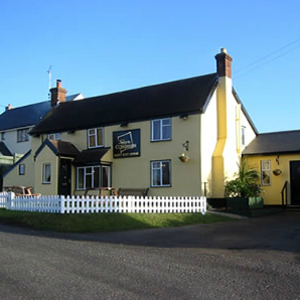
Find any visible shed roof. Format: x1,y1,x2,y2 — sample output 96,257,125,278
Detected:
30,73,218,135
243,130,300,156
73,148,111,165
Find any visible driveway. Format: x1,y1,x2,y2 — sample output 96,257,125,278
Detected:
0,212,299,299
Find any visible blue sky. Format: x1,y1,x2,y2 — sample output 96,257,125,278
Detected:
1,0,300,133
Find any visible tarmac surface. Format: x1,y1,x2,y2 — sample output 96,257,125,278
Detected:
0,212,299,299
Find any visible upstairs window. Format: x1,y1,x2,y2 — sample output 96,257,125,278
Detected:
48,133,62,140
87,128,104,148
151,118,171,141
17,128,29,142
1,132,5,141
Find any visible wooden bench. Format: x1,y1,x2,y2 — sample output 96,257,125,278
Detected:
118,188,149,197
84,187,118,197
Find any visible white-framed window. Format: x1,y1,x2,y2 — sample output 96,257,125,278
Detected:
76,165,111,190
151,118,171,141
1,132,5,141
241,126,246,146
17,128,29,142
19,164,25,175
48,133,62,140
151,160,171,187
87,128,104,148
43,163,51,184
261,160,271,186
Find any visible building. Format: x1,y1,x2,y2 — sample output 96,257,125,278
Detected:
0,81,83,156
243,130,300,205
3,49,257,198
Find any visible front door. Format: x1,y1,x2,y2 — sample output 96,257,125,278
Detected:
59,158,72,196
290,161,300,205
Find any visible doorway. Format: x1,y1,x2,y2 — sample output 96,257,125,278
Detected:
290,161,300,205
59,158,72,196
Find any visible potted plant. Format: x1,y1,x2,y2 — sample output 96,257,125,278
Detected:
179,153,190,162
224,159,263,209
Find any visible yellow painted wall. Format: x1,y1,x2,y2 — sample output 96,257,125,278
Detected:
3,153,35,190
71,114,201,197
210,77,257,197
34,145,59,195
245,154,300,205
200,90,217,196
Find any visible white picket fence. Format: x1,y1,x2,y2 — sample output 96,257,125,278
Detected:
1,192,207,215
0,192,8,208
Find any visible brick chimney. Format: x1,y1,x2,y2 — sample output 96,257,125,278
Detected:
212,48,234,197
215,48,233,78
50,79,67,107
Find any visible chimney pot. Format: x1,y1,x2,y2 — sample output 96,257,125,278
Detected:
5,104,13,111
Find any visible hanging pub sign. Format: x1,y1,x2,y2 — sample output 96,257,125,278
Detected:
113,129,141,158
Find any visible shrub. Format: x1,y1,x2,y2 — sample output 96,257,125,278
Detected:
224,159,261,198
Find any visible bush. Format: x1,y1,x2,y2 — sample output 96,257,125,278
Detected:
224,159,261,198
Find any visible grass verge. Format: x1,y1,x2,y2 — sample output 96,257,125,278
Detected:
0,209,233,233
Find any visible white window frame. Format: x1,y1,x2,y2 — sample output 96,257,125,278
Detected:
48,133,62,140
76,165,111,190
151,160,171,187
87,128,104,149
261,160,271,186
43,163,51,184
151,118,172,141
241,126,246,146
19,164,25,175
17,128,29,143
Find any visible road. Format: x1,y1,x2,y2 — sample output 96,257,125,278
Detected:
0,212,299,300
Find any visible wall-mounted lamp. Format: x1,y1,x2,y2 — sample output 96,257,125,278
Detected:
180,114,188,120
276,155,280,165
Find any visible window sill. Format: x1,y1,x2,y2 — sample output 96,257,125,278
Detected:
151,185,172,188
150,139,172,143
87,145,105,149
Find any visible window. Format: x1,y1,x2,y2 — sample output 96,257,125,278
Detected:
43,163,51,183
151,160,171,187
151,118,171,141
241,126,246,146
87,128,104,148
48,133,62,140
19,164,25,175
76,165,111,190
1,132,5,141
261,160,271,185
17,128,29,142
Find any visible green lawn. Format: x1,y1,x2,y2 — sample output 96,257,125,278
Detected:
0,209,233,233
